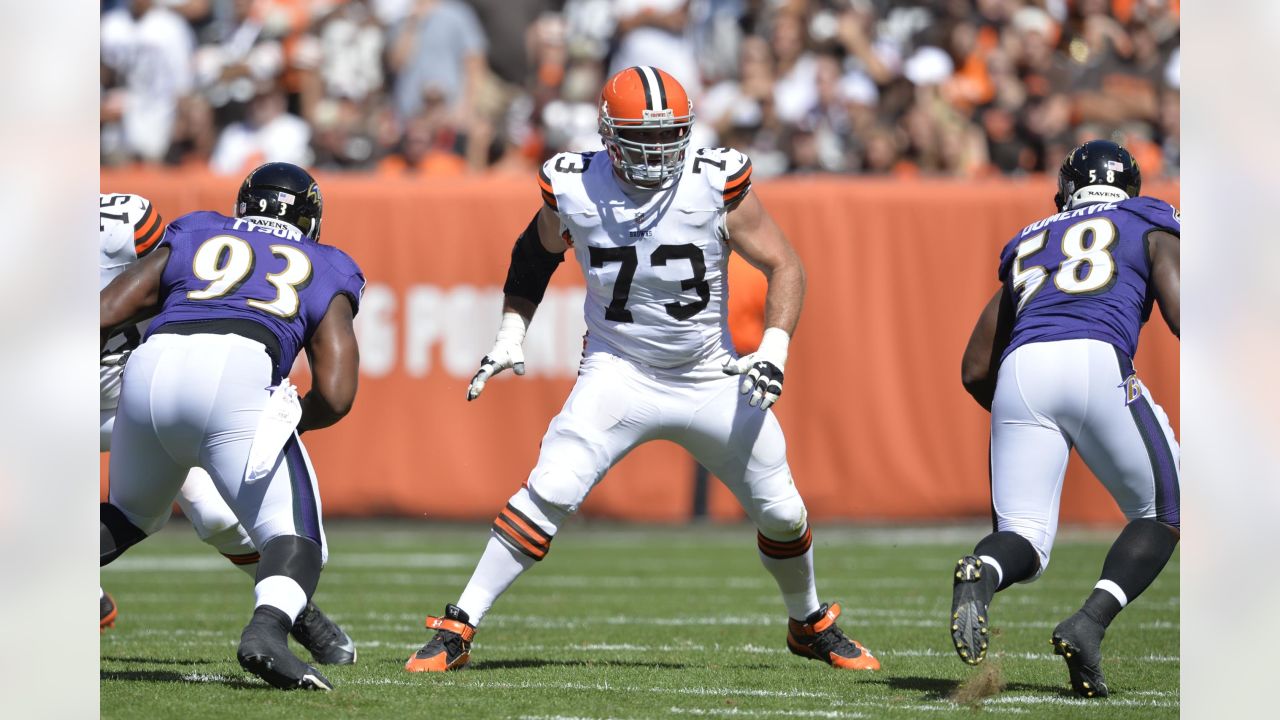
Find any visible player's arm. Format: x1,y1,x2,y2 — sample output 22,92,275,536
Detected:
100,246,170,349
467,206,566,401
298,294,359,433
723,191,806,410
1147,229,1179,338
960,287,1015,412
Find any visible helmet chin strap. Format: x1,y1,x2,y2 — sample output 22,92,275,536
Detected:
1066,185,1129,209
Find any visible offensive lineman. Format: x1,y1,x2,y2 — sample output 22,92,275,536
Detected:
406,66,879,673
98,193,356,666
99,164,365,691
952,140,1179,698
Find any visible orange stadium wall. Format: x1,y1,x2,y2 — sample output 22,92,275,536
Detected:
99,170,1179,525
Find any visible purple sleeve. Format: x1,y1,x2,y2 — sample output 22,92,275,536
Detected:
323,246,365,316
1121,197,1180,236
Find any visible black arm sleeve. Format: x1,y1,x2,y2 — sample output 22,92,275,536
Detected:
503,211,565,305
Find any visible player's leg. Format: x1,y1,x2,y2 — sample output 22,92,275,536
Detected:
177,461,355,665
175,468,260,573
407,353,657,672
101,342,198,627
100,408,118,629
680,375,878,670
1052,344,1181,698
195,337,334,690
101,343,192,566
952,342,1077,665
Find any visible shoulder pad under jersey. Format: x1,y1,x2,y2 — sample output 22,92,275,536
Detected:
1117,196,1180,236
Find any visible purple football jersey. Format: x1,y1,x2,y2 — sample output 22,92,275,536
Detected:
998,196,1179,361
147,211,365,378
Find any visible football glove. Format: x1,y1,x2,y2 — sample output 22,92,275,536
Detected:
722,327,790,411
466,312,530,401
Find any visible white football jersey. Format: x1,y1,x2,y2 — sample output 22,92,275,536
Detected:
100,193,165,408
540,147,754,372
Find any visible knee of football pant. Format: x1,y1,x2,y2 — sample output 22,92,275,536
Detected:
200,523,256,558
752,493,809,541
508,485,570,536
994,521,1052,579
525,460,599,515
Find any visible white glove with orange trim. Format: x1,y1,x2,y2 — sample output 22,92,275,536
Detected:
722,327,789,411
467,312,529,401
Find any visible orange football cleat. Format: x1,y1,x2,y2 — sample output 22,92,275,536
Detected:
405,604,476,672
786,602,880,670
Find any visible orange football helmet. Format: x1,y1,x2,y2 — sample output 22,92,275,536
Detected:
598,66,695,187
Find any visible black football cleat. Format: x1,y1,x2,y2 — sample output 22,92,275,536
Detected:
405,604,475,672
100,591,118,632
1052,612,1110,698
950,555,994,665
291,602,357,665
238,606,333,691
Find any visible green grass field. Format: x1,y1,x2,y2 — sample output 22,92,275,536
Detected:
100,521,1178,719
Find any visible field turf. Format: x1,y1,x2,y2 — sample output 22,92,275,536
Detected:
101,521,1178,719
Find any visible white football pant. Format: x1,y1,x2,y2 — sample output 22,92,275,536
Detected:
990,338,1180,573
108,333,327,562
526,351,807,537
103,409,255,557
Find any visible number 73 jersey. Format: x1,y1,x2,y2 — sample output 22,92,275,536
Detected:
147,211,365,379
539,147,753,371
998,196,1179,362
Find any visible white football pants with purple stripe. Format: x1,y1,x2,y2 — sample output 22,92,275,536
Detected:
990,338,1179,574
108,333,327,563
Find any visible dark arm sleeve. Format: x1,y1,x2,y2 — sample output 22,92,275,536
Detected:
502,211,564,305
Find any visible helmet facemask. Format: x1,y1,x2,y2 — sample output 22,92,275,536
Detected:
600,105,694,188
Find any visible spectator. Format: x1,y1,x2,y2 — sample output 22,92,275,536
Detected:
209,82,311,174
387,0,486,121
97,0,1179,180
387,0,488,168
608,0,703,102
101,0,196,163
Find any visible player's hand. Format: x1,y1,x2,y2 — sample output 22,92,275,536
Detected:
100,349,132,368
466,340,526,401
723,355,785,410
721,327,790,411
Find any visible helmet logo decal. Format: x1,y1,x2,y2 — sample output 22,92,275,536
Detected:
634,66,665,111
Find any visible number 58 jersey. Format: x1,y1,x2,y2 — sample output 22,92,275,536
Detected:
539,147,754,372
998,196,1179,362
147,211,365,380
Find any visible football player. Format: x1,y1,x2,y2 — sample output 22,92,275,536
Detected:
406,66,880,673
952,140,1180,698
99,164,365,691
98,193,356,667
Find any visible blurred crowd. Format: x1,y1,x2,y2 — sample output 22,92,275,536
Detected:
100,0,1180,179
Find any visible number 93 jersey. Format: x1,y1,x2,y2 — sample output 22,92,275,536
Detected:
998,196,1180,362
539,147,754,372
146,211,365,380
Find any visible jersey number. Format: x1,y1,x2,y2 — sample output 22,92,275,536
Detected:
588,244,710,323
187,235,313,319
1011,218,1118,313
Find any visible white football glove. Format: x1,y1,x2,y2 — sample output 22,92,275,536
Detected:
467,312,530,401
722,327,790,411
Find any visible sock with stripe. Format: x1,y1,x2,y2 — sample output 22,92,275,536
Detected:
456,487,567,626
1080,518,1179,628
758,525,820,621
